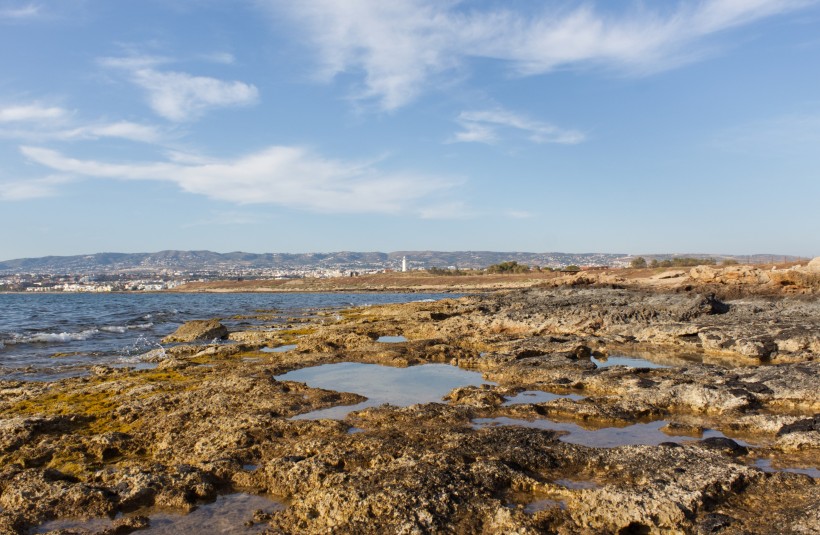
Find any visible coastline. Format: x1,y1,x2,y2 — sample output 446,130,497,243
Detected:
1,266,818,533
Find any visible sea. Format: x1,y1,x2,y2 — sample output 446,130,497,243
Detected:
0,292,455,381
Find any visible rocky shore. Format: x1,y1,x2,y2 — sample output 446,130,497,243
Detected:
1,266,818,534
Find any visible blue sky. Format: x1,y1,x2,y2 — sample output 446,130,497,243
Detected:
1,0,819,260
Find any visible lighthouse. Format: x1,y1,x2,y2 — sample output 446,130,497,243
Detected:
402,256,407,272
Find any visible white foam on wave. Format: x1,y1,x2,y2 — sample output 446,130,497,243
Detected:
101,323,153,334
5,329,100,344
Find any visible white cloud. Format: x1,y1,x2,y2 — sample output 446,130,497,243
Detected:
98,55,169,71
133,69,258,121
452,108,585,145
57,121,162,143
0,3,40,19
101,55,259,121
19,145,459,215
0,104,66,122
0,116,162,143
265,0,816,110
0,174,72,201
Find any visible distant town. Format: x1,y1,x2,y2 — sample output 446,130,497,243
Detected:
0,250,804,293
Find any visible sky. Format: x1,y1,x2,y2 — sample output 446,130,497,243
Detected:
1,0,819,260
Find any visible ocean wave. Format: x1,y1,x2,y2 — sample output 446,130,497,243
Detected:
100,323,153,334
3,329,100,345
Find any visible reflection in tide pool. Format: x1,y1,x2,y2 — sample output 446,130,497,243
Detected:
503,390,584,405
592,355,670,369
524,499,566,514
34,493,283,535
260,344,297,353
275,362,494,420
472,417,730,448
142,493,284,534
754,459,819,478
377,335,407,343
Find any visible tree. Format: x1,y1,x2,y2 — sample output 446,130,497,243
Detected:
630,257,647,268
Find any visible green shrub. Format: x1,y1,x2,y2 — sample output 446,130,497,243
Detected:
486,261,530,274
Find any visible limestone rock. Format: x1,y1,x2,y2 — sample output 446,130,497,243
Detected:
161,319,228,343
807,257,820,273
689,265,771,285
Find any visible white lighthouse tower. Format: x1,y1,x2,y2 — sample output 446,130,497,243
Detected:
402,256,407,272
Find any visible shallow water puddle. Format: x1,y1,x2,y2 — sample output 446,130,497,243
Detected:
260,344,297,353
754,459,819,478
33,493,283,534
112,361,159,371
524,498,566,515
472,417,731,448
503,390,584,405
554,478,599,490
377,335,407,343
591,355,670,369
275,362,494,420
142,493,284,534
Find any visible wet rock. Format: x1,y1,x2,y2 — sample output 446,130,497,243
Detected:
90,365,117,377
774,431,820,452
777,414,820,436
108,514,150,534
444,385,507,408
660,422,705,437
161,319,229,343
0,469,117,522
697,512,735,533
156,357,194,370
697,437,748,457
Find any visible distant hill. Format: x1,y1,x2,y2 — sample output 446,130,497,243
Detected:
0,250,626,274
0,250,803,275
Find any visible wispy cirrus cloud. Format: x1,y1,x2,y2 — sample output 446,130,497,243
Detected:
0,102,162,143
264,0,816,110
0,2,41,20
0,104,66,122
451,108,585,145
18,145,460,216
100,55,259,121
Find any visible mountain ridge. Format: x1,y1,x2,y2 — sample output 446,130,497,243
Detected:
0,250,803,275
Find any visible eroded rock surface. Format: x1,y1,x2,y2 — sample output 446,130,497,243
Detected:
1,287,818,534
161,319,229,343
